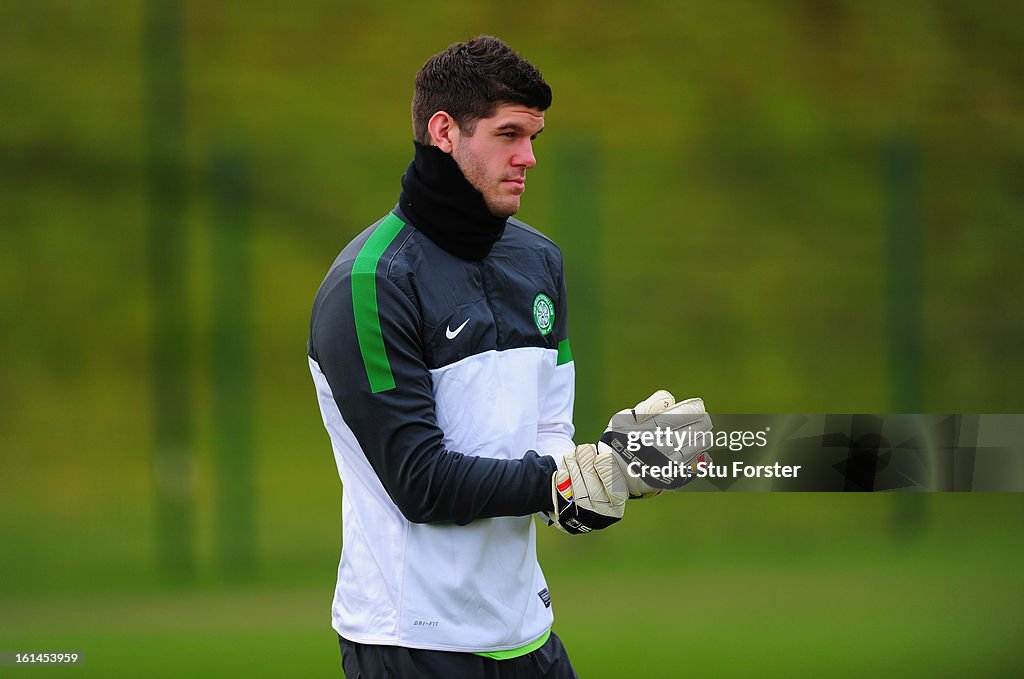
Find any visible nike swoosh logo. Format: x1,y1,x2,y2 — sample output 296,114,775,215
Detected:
445,318,470,340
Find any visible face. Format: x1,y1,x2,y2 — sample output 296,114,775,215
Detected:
451,104,545,218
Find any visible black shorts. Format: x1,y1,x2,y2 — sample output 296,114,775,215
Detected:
338,631,579,679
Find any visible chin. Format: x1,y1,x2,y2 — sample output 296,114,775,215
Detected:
488,199,520,218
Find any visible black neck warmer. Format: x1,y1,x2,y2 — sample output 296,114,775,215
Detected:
399,142,507,261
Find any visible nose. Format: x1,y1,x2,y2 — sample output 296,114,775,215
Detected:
513,139,536,169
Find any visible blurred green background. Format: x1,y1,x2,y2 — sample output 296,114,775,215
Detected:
2,1,1022,676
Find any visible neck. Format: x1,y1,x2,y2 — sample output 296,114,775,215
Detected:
398,142,507,261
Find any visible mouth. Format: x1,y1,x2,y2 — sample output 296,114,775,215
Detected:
502,178,526,192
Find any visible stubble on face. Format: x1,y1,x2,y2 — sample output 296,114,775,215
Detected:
451,106,544,218
453,142,514,217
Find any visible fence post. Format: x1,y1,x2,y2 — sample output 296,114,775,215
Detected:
884,130,927,534
144,0,194,579
552,139,604,438
210,141,257,578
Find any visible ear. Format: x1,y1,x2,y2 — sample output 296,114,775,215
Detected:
426,111,458,153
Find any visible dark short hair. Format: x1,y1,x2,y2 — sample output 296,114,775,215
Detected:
412,36,552,145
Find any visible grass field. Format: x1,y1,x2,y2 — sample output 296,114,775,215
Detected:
3,495,1022,677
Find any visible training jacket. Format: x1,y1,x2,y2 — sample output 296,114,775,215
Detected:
307,205,575,652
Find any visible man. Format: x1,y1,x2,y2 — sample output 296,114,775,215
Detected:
308,36,680,678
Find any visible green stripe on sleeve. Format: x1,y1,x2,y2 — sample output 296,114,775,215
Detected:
556,338,573,365
475,628,551,660
351,213,405,393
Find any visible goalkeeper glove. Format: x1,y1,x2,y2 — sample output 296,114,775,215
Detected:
599,390,713,498
549,443,628,535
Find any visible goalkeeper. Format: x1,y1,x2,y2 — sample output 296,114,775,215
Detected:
307,35,710,679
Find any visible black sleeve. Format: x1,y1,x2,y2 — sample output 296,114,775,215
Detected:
311,273,556,525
